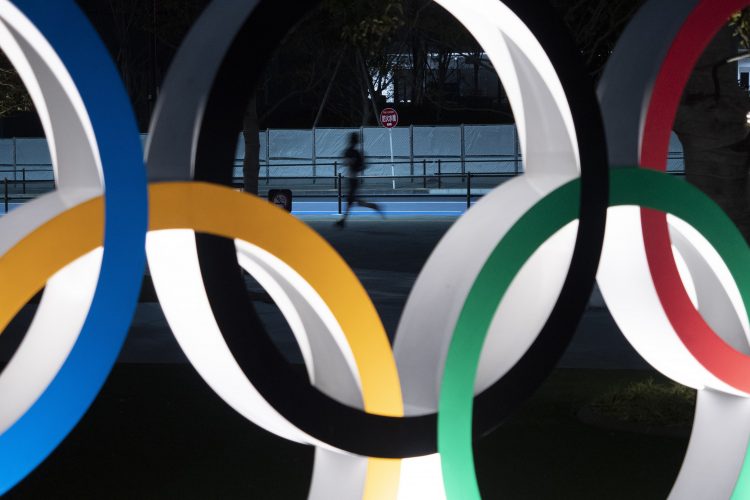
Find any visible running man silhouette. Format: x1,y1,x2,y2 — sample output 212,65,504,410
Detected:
335,132,383,227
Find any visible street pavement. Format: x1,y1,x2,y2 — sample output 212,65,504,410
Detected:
291,199,471,216
0,207,651,370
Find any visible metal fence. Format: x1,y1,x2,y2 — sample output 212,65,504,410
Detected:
0,125,687,185
245,125,686,180
0,138,54,182
249,125,525,181
0,125,688,215
0,172,503,213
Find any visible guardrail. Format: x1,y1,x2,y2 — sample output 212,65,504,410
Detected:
0,153,686,184
2,167,687,215
3,172,517,213
255,156,525,186
327,172,505,213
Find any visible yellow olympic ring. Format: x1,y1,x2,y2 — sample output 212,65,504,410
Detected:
0,182,404,498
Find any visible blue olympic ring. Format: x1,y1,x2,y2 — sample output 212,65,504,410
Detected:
0,0,146,493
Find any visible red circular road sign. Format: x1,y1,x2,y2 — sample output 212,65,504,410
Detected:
380,107,398,128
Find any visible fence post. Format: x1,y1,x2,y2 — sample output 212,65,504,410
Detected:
409,124,414,183
22,168,25,194
312,127,317,184
466,172,471,209
334,161,338,188
513,125,519,175
359,127,365,187
460,124,465,182
337,173,342,214
422,159,426,189
3,177,7,213
266,129,271,184
12,137,16,182
437,159,442,189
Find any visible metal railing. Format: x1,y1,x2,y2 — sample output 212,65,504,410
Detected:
2,164,688,215
251,156,526,185
1,171,511,213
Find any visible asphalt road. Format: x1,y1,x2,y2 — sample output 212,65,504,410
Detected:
1,211,650,370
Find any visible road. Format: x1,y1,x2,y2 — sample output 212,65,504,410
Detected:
292,198,472,217
1,196,473,216
0,201,651,371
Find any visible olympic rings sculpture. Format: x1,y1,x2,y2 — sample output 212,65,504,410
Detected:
0,0,749,498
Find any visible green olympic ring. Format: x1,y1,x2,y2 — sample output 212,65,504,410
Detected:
439,168,750,498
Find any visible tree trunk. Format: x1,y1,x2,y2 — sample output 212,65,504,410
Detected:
243,95,260,196
358,50,380,126
411,37,426,106
313,50,346,128
674,26,750,242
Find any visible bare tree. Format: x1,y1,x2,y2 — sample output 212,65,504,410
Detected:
552,0,644,78
0,53,31,118
555,0,750,242
243,96,261,195
674,24,750,241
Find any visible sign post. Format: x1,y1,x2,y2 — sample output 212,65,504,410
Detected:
380,107,398,190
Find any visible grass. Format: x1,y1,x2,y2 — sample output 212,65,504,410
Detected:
4,365,689,499
585,377,695,429
475,369,688,499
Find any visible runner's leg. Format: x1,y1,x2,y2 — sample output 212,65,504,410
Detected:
336,177,358,225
